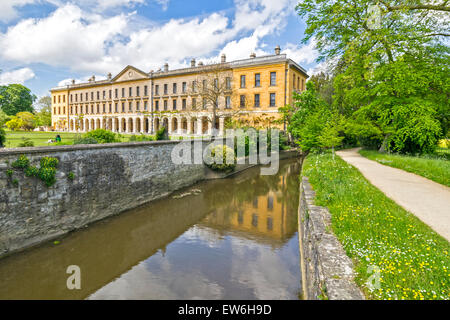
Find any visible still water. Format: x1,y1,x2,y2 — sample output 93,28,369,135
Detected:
0,159,302,300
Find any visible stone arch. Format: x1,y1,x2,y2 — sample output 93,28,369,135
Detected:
136,118,142,133
90,119,95,131
121,118,127,132
144,117,150,133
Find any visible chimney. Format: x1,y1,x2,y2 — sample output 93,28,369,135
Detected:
191,58,196,67
221,54,226,63
92,75,96,82
71,79,75,85
164,63,169,72
198,61,204,66
107,73,112,80
275,45,281,55
250,52,256,59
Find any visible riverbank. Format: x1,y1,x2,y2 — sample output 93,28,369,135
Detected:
302,152,450,300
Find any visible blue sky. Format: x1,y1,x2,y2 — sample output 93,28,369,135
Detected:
0,0,319,99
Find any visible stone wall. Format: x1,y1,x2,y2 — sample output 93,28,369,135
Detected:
0,140,211,258
298,176,365,300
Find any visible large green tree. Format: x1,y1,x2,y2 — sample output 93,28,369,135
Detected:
296,0,450,153
0,84,36,116
35,96,52,127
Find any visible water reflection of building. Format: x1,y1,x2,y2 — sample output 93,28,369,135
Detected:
200,171,298,245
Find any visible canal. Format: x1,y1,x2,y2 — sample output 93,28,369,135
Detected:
0,159,302,299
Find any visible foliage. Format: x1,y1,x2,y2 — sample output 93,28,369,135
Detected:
129,134,155,142
84,129,118,144
155,126,167,140
18,137,34,147
73,137,98,145
0,110,10,127
34,96,52,127
303,152,450,300
40,156,59,168
296,0,449,154
205,145,236,172
0,84,36,115
5,112,37,131
67,172,75,180
359,150,450,187
12,154,30,168
38,166,57,187
0,128,5,148
24,165,39,177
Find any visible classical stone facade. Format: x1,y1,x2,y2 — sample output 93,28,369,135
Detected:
51,47,309,135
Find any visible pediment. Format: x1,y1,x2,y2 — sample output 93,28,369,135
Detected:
112,66,149,83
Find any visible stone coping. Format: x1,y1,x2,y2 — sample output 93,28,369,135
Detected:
0,139,212,156
299,176,365,300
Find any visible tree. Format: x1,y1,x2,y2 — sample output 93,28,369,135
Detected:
6,112,37,131
0,84,36,115
0,128,6,148
34,96,52,127
0,110,11,127
296,0,449,153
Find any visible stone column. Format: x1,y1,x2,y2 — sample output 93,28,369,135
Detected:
118,117,123,133
219,117,225,136
197,118,202,135
112,118,116,132
168,117,173,135
133,117,137,134
177,117,182,135
140,117,145,134
187,118,192,135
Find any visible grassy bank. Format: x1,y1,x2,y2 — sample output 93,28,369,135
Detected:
303,152,450,300
3,130,150,148
359,150,450,187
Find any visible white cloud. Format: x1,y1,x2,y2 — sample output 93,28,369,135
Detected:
0,67,35,85
282,39,319,65
0,0,36,22
0,0,314,79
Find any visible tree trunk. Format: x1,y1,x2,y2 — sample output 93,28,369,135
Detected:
378,134,390,153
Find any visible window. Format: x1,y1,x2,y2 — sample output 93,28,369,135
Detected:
192,81,196,92
253,197,258,208
74,94,77,102
136,86,140,97
164,84,168,95
97,91,100,100
103,90,106,99
103,104,105,113
70,107,73,114
144,85,148,96
226,77,231,89
202,80,207,90
225,96,231,109
129,87,132,97
270,72,276,86
109,90,112,99
270,93,276,107
58,96,60,103
115,103,118,112
70,94,73,103
136,101,140,111
302,79,305,91
80,93,83,102
240,95,246,108
86,93,88,101
91,92,94,101
115,89,118,98
240,75,246,88
164,100,168,110
254,94,260,108
192,98,196,109
202,98,207,110
109,103,112,113
182,99,186,110
53,96,56,104
129,102,132,111
96,104,99,113
155,100,159,111
267,217,273,231
268,196,274,210
144,101,148,111
63,95,65,103
173,99,177,110
122,102,125,112
255,73,261,87
182,82,187,93
252,214,258,227
122,88,125,98
173,83,177,94
214,78,218,89
155,85,159,95
293,74,296,88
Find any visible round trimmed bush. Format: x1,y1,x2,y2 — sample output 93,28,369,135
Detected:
205,145,236,172
84,129,118,144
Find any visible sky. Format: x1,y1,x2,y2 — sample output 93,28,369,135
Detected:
0,0,320,98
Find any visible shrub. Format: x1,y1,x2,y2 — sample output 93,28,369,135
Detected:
129,134,155,142
67,172,75,180
74,137,98,145
0,128,5,148
24,165,39,177
84,129,118,144
12,155,30,169
156,127,167,140
18,138,34,148
38,166,57,187
40,157,59,168
205,145,236,172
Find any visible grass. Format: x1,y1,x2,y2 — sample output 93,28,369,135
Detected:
3,130,151,148
359,149,450,187
303,152,450,300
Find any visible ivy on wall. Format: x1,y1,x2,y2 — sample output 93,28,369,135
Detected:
9,155,60,187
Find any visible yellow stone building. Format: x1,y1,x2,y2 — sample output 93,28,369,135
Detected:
51,46,308,135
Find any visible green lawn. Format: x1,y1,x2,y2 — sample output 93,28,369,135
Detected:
3,130,143,148
303,152,450,300
359,149,450,187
